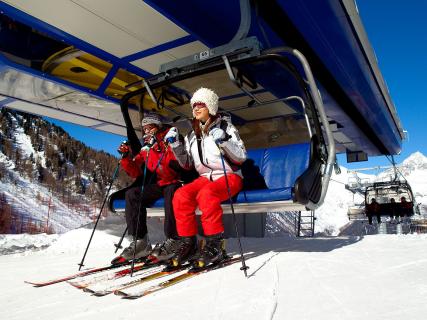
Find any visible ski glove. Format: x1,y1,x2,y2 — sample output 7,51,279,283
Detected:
142,134,156,151
117,141,130,158
209,128,227,145
164,127,180,147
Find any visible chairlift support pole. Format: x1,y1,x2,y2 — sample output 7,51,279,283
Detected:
391,155,398,181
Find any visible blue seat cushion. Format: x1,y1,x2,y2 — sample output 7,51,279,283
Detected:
252,143,310,190
236,187,293,203
112,198,165,209
112,142,310,210
152,197,165,207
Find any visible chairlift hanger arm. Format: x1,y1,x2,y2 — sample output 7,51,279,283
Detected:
263,47,336,209
222,54,262,104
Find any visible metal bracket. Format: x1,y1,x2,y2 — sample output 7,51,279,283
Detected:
222,54,262,104
159,36,261,74
142,79,188,119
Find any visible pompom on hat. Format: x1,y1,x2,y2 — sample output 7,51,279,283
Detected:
141,112,162,127
190,87,219,117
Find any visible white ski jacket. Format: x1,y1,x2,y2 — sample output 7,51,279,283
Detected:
171,116,247,181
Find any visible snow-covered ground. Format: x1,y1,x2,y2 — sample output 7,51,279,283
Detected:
1,217,427,320
0,152,91,234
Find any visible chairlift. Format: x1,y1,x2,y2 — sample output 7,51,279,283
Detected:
108,36,336,215
365,180,417,219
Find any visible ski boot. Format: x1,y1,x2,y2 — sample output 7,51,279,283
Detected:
150,238,182,262
152,236,197,269
111,234,152,265
193,233,228,269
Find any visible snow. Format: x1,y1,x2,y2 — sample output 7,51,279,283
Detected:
12,116,36,159
1,221,427,320
0,233,59,255
315,167,363,235
0,170,92,233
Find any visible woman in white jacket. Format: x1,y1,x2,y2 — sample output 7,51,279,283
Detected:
153,87,247,267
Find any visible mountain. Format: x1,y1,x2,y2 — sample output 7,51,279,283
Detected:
0,109,131,234
378,151,427,180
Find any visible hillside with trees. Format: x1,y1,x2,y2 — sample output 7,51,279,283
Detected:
0,109,132,233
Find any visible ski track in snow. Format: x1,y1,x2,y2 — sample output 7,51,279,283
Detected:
265,259,279,320
305,257,351,318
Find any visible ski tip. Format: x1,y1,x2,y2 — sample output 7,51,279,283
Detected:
121,294,142,299
24,281,41,287
91,291,110,297
82,288,95,294
67,281,87,289
113,290,127,297
114,290,142,299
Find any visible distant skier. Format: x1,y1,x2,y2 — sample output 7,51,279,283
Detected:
366,198,381,225
399,196,413,218
152,87,247,268
111,112,183,265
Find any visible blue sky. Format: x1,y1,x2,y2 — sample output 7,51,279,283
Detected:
45,119,125,157
346,0,427,168
47,0,427,170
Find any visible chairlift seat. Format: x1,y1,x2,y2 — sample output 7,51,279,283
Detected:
109,142,311,214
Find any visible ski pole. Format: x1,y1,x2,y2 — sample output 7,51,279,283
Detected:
130,150,150,277
130,141,170,276
114,226,128,253
217,144,249,277
78,161,121,270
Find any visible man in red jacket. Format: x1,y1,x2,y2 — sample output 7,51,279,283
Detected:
111,112,182,265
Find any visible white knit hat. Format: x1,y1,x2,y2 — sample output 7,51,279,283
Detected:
190,87,219,116
141,112,162,127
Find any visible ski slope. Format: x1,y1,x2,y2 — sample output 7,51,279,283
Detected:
1,222,427,320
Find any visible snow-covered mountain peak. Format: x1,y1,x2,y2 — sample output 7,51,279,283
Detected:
376,151,427,180
401,151,427,171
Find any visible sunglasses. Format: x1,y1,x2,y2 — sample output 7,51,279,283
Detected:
192,102,207,111
143,124,158,132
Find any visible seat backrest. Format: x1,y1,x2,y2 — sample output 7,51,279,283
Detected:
244,143,310,190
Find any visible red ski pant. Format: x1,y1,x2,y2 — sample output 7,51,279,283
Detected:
172,174,243,237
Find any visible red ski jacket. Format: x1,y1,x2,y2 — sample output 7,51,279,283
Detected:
121,128,180,186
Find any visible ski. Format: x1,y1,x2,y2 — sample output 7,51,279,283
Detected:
67,260,156,289
85,264,188,296
115,256,241,299
24,258,145,287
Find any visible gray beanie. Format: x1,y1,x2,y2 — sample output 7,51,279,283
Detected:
141,112,162,127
